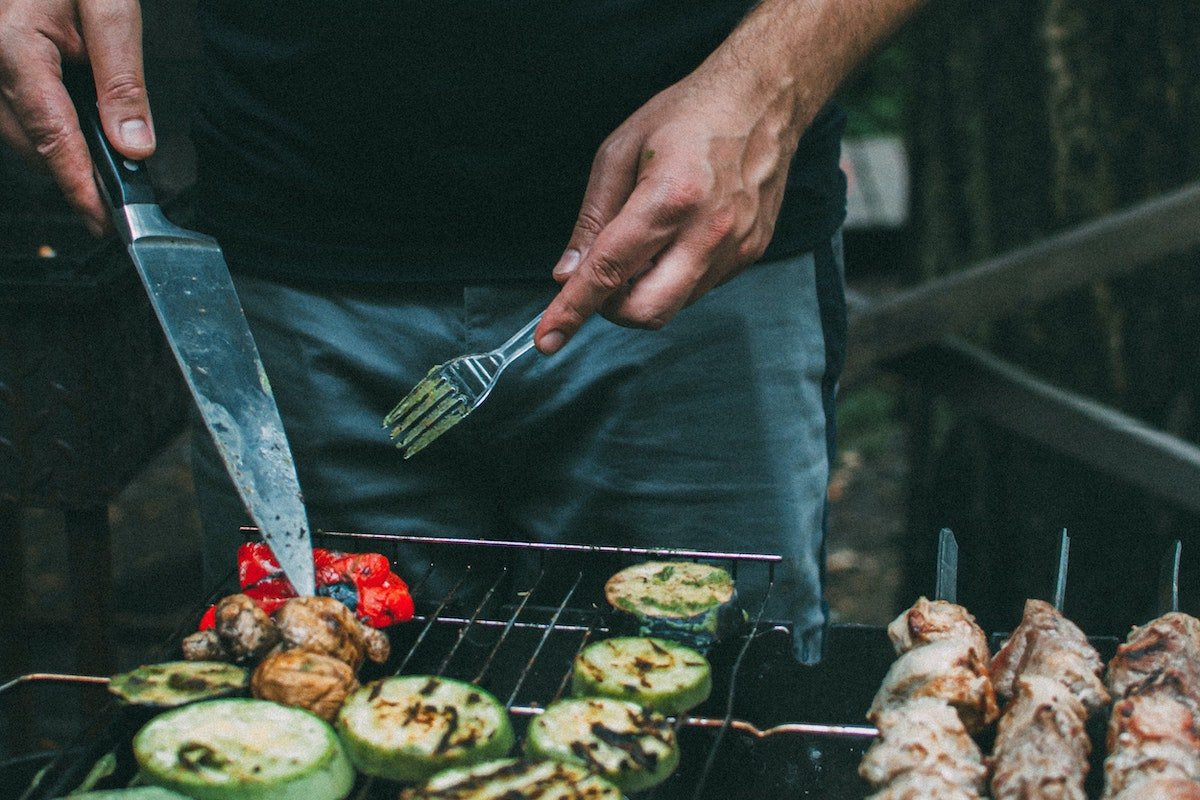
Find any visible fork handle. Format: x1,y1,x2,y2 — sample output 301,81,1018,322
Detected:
496,312,543,363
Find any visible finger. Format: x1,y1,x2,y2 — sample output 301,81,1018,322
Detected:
537,186,678,353
601,241,707,329
3,57,107,234
78,0,154,159
552,135,640,282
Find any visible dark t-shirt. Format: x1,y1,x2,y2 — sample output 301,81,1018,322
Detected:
192,2,846,283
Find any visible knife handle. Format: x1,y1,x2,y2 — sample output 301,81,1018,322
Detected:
63,63,157,210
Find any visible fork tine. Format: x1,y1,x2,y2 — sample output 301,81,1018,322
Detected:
401,402,470,459
395,392,467,451
383,365,449,427
385,376,454,435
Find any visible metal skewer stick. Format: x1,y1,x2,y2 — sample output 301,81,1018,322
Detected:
1052,528,1070,611
1158,539,1183,615
935,528,958,604
0,673,110,698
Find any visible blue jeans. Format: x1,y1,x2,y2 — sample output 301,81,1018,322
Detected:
192,234,845,663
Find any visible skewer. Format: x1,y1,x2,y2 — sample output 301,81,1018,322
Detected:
1158,538,1182,614
935,527,958,604
0,672,110,697
1053,527,1070,610
504,705,881,740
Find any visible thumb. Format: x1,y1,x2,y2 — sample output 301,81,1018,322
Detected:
553,137,640,283
79,0,154,159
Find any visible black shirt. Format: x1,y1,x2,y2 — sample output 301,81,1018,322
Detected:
192,1,846,283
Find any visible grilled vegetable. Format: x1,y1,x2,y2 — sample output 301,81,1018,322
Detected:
196,543,415,632
336,676,515,783
523,697,679,792
132,698,354,800
400,758,623,799
250,650,359,721
108,661,249,708
604,561,741,650
572,636,711,714
51,790,191,800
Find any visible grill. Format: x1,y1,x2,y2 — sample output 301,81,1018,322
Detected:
0,529,1161,800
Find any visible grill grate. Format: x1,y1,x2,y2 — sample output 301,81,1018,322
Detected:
4,531,889,800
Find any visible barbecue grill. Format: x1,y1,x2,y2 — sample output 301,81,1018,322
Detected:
0,529,1153,800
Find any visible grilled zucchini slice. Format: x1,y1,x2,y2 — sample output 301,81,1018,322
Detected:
572,636,711,715
336,676,514,783
523,697,679,793
51,790,191,800
401,758,623,799
604,561,741,650
132,698,354,800
109,661,249,708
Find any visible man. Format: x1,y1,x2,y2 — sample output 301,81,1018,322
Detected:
0,0,922,662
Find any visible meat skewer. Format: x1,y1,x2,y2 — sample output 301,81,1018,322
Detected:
860,595,993,799
988,598,1110,799
1102,609,1200,799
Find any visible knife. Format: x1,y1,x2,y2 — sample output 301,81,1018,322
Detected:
67,68,316,596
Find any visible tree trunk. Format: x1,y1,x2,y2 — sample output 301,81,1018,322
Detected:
902,1,1200,634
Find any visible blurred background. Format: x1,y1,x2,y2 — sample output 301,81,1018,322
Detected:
2,0,1199,767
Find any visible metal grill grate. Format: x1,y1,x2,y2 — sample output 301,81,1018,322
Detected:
4,531,886,800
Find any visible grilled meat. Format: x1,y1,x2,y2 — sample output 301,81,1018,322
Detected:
887,596,989,659
990,675,1090,800
1106,613,1200,707
1102,612,1200,800
859,697,986,791
865,774,982,800
1108,776,1200,800
1102,693,1200,798
991,599,1109,714
869,638,999,733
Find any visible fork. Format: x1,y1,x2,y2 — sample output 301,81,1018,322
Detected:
384,313,543,458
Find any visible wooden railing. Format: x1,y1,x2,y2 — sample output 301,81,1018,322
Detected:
844,181,1200,514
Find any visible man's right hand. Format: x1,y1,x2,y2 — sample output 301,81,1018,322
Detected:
0,0,153,236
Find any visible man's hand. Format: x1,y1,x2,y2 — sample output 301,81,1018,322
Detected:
535,0,924,354
0,0,153,236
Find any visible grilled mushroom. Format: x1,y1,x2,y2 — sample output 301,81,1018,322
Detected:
251,649,360,721
274,596,390,670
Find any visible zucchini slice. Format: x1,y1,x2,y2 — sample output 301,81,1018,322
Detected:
132,698,354,800
604,561,741,650
109,661,249,708
523,697,679,793
571,637,711,715
51,790,191,800
401,758,623,799
336,676,514,783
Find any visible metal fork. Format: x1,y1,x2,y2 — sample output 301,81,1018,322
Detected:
384,313,543,458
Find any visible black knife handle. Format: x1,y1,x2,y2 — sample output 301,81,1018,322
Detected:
63,63,157,209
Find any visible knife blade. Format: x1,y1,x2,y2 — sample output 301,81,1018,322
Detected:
68,70,315,596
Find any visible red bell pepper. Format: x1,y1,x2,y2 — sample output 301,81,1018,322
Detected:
198,542,414,630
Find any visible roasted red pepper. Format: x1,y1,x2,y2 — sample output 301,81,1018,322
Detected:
198,542,414,630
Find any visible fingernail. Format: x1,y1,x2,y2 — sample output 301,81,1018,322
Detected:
120,118,153,149
539,330,565,354
553,249,580,279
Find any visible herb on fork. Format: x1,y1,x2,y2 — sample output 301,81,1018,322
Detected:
383,313,543,458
